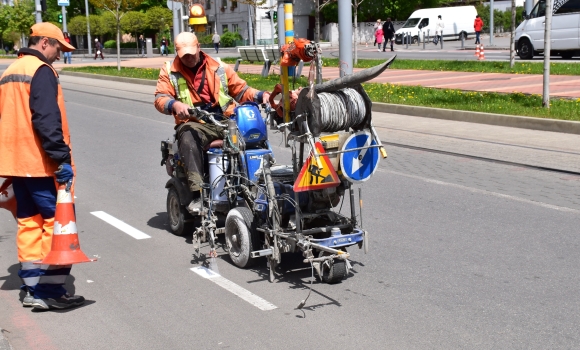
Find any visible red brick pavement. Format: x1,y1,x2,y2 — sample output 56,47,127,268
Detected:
3,56,578,99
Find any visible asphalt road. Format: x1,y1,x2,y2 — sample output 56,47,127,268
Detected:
1,76,580,349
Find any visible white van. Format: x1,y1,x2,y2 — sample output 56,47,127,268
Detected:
394,6,477,44
515,0,580,59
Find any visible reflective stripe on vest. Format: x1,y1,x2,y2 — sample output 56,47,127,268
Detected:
166,60,234,113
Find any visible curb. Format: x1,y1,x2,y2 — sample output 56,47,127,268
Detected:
372,103,580,135
59,71,580,135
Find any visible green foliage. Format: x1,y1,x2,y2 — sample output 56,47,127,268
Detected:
68,15,88,35
146,6,172,33
322,0,442,23
89,14,109,35
8,0,35,37
198,33,214,45
121,11,147,37
103,40,138,48
475,5,525,33
221,31,243,47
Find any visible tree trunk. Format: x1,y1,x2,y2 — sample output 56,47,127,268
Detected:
116,10,121,71
510,0,516,68
353,4,358,65
315,0,320,42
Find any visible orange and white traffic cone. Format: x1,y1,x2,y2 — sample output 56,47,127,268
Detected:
37,183,96,265
475,44,480,57
478,44,485,60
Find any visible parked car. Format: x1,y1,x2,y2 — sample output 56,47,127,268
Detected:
395,6,478,44
515,0,580,59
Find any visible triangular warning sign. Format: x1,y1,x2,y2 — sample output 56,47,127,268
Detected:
293,142,340,192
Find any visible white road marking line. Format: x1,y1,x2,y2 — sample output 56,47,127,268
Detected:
382,169,580,214
191,266,277,311
90,211,151,239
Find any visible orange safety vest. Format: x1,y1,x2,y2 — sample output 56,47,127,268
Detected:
0,55,74,177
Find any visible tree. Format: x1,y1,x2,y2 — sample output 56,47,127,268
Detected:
313,0,335,43
8,0,35,49
89,14,108,36
0,5,12,51
121,11,146,43
145,6,172,37
68,15,88,35
235,0,268,46
89,0,142,71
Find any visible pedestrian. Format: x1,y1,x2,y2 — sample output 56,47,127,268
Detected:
94,38,104,60
373,19,381,47
139,34,145,57
160,36,168,56
474,15,484,45
63,32,72,64
153,32,270,214
382,18,395,52
374,25,384,52
434,15,444,45
0,22,85,310
212,32,221,53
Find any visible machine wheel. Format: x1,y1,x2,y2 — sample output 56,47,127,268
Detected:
167,187,193,236
321,259,347,284
225,207,260,268
518,38,534,59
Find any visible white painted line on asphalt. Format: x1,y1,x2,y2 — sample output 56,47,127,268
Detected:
191,266,277,311
90,211,151,239
383,169,580,214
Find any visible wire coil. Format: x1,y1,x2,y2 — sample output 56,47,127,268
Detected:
317,88,366,132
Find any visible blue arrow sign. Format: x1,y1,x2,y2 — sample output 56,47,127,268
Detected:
339,131,380,183
57,0,69,6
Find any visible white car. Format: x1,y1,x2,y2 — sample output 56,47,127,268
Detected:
395,6,478,44
515,0,580,59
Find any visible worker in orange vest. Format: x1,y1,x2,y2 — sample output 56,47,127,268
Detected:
0,22,85,310
154,32,270,214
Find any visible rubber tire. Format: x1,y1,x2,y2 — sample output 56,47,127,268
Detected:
225,207,260,268
411,36,418,44
321,259,347,284
518,38,534,60
167,187,193,236
561,52,574,59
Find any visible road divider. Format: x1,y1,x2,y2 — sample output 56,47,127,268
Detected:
191,266,277,311
90,211,151,240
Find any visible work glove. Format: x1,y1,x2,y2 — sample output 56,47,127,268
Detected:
54,164,74,184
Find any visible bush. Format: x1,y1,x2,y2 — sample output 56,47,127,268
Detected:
104,40,139,49
221,30,243,47
198,33,213,45
104,40,116,49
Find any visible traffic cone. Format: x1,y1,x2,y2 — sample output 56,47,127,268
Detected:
37,184,96,265
478,44,485,60
475,44,480,57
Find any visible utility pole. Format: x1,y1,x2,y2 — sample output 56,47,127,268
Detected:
269,0,275,48
62,6,67,33
337,0,352,76
490,0,494,46
509,0,515,68
35,0,42,23
85,0,92,55
543,0,552,108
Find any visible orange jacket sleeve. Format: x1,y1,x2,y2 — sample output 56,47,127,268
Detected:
154,63,176,115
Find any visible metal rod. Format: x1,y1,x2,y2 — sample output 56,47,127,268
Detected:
423,31,425,50
349,183,356,226
358,187,363,229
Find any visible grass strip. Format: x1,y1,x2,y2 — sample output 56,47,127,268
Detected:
220,57,580,76
61,66,580,121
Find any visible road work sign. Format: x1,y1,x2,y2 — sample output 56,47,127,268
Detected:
340,131,380,183
293,142,340,192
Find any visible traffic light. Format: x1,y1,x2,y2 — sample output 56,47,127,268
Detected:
189,4,207,33
58,14,63,23
273,11,277,21
265,11,271,20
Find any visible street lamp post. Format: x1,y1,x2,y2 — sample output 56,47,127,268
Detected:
85,0,92,54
